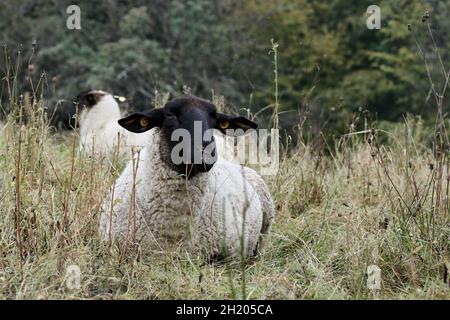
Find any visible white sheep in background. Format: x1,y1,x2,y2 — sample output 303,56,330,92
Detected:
99,95,275,260
75,90,151,159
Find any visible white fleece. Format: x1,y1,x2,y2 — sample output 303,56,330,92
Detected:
213,132,236,163
214,132,275,249
78,94,150,159
99,128,275,259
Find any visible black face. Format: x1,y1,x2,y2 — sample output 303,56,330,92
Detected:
60,99,79,130
118,95,258,177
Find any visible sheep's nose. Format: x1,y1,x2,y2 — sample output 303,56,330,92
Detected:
183,139,217,177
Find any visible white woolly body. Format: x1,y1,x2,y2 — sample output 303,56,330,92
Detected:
79,94,150,159
99,128,270,258
213,133,236,163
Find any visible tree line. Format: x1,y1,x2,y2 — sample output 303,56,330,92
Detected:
1,0,448,142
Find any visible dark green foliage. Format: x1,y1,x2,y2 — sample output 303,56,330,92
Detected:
1,0,449,137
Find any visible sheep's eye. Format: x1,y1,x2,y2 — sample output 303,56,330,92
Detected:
166,112,176,118
219,121,229,129
140,118,149,127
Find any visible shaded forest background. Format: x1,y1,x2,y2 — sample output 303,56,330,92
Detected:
1,0,449,142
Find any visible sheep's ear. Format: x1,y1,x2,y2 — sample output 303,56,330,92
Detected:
118,109,164,133
85,93,97,106
77,90,106,108
215,113,258,136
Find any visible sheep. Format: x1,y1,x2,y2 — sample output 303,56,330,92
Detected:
213,132,237,163
99,95,275,260
211,132,275,248
75,90,151,159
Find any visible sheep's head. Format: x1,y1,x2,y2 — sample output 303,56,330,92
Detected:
70,90,122,128
118,95,257,177
76,89,107,107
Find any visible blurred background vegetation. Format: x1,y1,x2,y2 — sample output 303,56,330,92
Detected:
0,0,449,144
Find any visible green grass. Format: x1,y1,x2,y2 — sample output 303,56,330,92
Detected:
0,98,449,300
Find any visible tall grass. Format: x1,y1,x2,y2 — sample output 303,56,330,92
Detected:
1,94,449,299
270,38,280,130
0,22,449,299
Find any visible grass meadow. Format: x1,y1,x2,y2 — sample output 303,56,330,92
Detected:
1,26,450,299
0,91,449,299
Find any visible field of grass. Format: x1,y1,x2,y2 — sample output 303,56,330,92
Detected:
0,95,449,300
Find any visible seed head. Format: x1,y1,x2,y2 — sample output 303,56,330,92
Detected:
422,11,430,23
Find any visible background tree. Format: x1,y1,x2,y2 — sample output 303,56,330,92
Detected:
1,0,449,141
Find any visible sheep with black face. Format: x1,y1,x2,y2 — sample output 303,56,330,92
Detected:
99,95,275,260
75,89,150,159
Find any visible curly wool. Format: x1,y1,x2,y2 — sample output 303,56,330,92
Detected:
99,128,273,259
214,132,275,250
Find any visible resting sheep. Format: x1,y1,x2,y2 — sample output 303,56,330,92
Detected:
75,90,151,159
99,95,275,260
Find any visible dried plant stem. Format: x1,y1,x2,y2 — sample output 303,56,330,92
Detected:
270,38,280,130
108,133,122,247
15,124,24,279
